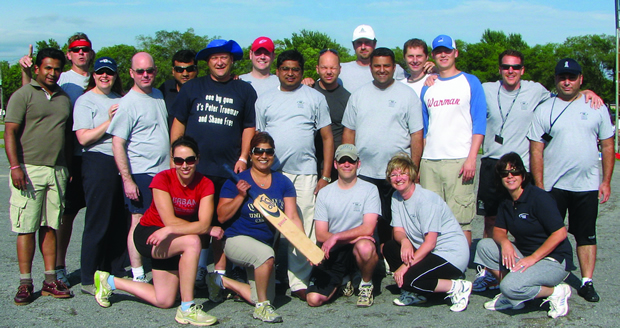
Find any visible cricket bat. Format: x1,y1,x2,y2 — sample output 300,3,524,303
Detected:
224,165,324,265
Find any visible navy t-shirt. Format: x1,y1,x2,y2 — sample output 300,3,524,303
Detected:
496,183,573,269
220,169,296,245
173,76,257,177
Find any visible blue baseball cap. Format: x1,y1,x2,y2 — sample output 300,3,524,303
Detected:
196,39,243,61
432,35,456,51
94,57,117,72
555,58,582,75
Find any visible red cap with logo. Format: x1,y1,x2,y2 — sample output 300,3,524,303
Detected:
251,37,275,53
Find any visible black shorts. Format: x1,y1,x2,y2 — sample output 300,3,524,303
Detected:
549,188,598,246
476,158,500,216
133,224,180,271
307,245,357,297
124,174,154,214
65,156,86,216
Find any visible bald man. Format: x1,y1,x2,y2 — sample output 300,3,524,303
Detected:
108,52,170,282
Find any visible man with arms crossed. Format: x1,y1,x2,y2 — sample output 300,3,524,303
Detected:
108,52,170,283
306,144,380,308
255,49,334,300
420,34,487,246
528,58,613,303
6,48,74,304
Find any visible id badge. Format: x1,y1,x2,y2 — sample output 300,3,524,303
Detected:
494,134,504,145
542,133,553,142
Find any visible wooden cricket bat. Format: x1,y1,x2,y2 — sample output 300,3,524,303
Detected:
224,165,324,265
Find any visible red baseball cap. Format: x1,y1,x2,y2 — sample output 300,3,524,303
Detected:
251,37,275,53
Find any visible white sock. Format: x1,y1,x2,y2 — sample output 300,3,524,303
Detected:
449,280,460,293
359,279,372,288
581,277,592,286
198,249,209,269
132,266,144,278
214,269,226,276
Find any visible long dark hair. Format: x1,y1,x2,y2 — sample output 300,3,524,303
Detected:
495,152,530,198
85,70,125,96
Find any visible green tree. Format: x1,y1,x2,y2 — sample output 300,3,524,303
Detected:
1,61,23,111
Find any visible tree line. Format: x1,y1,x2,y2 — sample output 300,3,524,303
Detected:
0,28,615,108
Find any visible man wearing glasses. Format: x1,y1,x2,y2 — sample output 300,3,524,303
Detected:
306,144,380,308
158,50,198,128
528,58,614,303
170,39,257,294
240,37,279,97
255,49,334,301
342,47,423,247
108,52,170,284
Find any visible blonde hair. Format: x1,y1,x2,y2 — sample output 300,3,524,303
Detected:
385,152,418,183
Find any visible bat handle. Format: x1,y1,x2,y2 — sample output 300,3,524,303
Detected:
223,164,259,199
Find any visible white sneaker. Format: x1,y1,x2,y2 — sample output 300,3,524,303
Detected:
446,280,472,312
542,283,571,318
484,293,525,310
195,267,207,289
472,266,499,292
133,274,149,283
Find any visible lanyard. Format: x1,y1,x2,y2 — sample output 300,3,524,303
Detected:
549,97,577,134
496,84,521,135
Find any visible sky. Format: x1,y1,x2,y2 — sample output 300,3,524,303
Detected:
0,0,615,64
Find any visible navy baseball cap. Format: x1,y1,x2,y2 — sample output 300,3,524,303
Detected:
555,58,582,75
94,57,117,72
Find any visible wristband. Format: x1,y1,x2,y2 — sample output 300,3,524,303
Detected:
321,176,332,183
238,158,247,164
10,165,21,170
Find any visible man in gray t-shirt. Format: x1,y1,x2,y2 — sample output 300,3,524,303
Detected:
307,144,380,308
239,37,279,97
528,58,614,303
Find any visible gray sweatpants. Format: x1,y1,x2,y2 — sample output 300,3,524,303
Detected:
474,238,568,307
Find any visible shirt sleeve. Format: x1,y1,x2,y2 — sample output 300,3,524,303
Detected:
314,188,329,222
5,86,29,124
198,176,215,198
390,192,404,227
531,188,565,235
255,96,266,132
172,82,192,123
106,102,133,140
219,178,238,199
242,83,257,129
363,184,382,215
149,170,172,193
406,90,424,134
420,86,430,138
466,73,487,135
315,92,332,130
341,94,357,130
526,102,548,143
73,95,95,131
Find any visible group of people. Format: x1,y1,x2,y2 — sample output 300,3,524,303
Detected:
4,23,613,325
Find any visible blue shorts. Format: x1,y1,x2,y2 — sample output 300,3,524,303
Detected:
123,174,154,214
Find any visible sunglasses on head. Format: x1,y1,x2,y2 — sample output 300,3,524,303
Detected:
499,168,523,178
319,48,339,56
70,47,91,53
173,156,197,165
173,65,197,73
95,68,116,76
337,156,358,164
133,68,156,75
252,147,275,156
500,64,523,71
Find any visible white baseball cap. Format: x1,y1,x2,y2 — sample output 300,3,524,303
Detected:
352,25,376,42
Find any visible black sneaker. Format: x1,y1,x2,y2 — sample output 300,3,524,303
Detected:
578,281,600,302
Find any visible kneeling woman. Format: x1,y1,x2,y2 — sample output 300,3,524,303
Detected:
383,153,471,312
474,152,572,318
94,136,223,326
215,132,303,323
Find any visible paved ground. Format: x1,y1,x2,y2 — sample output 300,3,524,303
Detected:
0,152,619,327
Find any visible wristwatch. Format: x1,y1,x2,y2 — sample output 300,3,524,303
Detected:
321,176,332,183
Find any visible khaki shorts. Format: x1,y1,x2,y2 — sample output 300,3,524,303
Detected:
9,164,68,233
420,158,475,230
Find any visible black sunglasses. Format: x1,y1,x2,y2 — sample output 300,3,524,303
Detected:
173,65,197,73
337,156,358,164
133,68,156,75
499,168,523,178
173,156,197,165
95,68,116,76
252,147,275,156
500,64,523,71
70,47,91,53
319,48,339,56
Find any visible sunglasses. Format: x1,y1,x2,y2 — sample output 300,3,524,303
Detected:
95,68,116,76
173,156,197,165
173,65,197,73
319,48,339,56
70,47,91,53
500,64,523,70
337,156,358,164
133,68,156,75
557,73,579,82
252,147,275,156
499,169,523,178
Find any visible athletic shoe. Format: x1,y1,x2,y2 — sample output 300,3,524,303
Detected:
133,274,149,283
357,285,374,307
94,270,112,308
206,273,224,303
195,267,207,289
577,281,600,302
56,267,70,287
41,280,73,298
175,304,217,326
484,293,524,310
253,301,283,323
472,266,499,292
393,289,427,306
14,284,34,305
542,283,571,318
81,284,96,296
383,258,393,276
341,280,354,297
446,280,472,312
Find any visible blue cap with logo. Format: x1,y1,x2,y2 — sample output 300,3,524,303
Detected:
432,35,456,51
555,58,581,75
94,57,117,72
